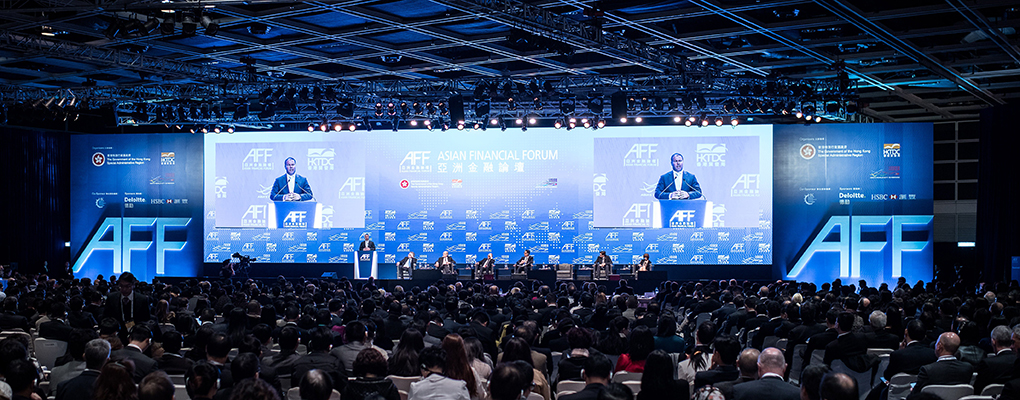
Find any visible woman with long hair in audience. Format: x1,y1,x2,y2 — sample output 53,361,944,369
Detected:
441,334,486,400
653,314,686,353
93,359,138,400
639,350,690,400
500,337,551,400
463,336,492,381
596,316,629,355
343,348,401,400
389,328,425,377
555,327,596,388
615,325,654,373
677,321,716,390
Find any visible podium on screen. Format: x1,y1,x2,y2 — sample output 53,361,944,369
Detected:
653,199,713,229
354,250,377,279
268,201,322,229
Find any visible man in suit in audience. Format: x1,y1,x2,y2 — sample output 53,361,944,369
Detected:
733,348,801,400
715,348,759,400
863,311,900,350
0,296,30,331
804,309,840,367
292,327,348,393
823,312,871,371
111,326,158,382
49,328,97,389
157,331,193,375
884,320,937,379
56,338,110,400
911,332,975,395
974,325,1017,393
103,272,152,329
696,335,742,390
39,302,74,342
559,352,612,400
751,301,785,350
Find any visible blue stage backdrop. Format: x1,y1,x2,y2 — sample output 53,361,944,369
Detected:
70,134,204,282
774,124,934,285
202,126,775,269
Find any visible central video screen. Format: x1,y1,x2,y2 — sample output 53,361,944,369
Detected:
203,126,773,266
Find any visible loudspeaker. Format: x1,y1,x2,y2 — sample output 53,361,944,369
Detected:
611,91,627,121
449,95,465,123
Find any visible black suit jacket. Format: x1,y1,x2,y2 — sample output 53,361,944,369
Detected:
398,256,417,270
560,383,606,400
157,353,194,375
824,333,868,366
516,255,534,267
55,369,100,400
864,329,901,350
436,256,456,273
359,240,376,251
884,342,937,379
752,318,786,349
112,346,158,382
292,352,348,392
39,319,74,342
694,365,740,390
974,350,1017,393
733,376,800,400
912,358,975,394
804,328,838,366
715,376,755,400
0,311,30,331
477,258,495,273
103,291,152,325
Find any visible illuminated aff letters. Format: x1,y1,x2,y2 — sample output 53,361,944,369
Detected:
74,217,191,276
786,215,932,279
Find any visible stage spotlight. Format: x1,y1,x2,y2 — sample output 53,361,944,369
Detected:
410,120,418,127
307,123,315,132
587,96,604,114
499,118,507,132
227,125,235,133
554,119,563,129
424,119,433,131
715,117,724,127
814,116,822,123
200,16,219,36
490,118,499,126
634,116,643,123
213,124,222,133
333,122,342,132
559,98,575,114
182,15,197,35
425,102,437,114
365,119,374,132
189,125,198,134
684,117,693,127
582,119,591,129
515,118,523,125
568,118,576,130
348,123,356,132
701,119,709,127
619,117,627,123
795,110,804,119
730,117,739,126
528,115,537,125
845,100,859,114
319,122,328,132
673,116,682,123
473,122,481,130
804,104,816,116
457,121,465,130
337,102,355,118
200,125,209,134
596,118,606,129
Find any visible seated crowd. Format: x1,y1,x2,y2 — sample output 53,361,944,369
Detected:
0,271,1018,400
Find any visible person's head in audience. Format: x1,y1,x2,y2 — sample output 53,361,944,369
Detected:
419,346,447,376
711,334,740,368
279,326,300,351
489,361,534,400
799,364,830,400
597,383,634,400
695,321,717,346
818,372,857,400
118,272,137,297
1012,325,1020,353
627,325,655,362
581,351,613,385
207,332,231,362
353,348,388,378
5,359,37,399
162,331,184,356
567,327,595,350
0,338,28,377
300,369,334,400
990,325,1012,352
346,320,367,344
905,319,925,344
309,326,333,353
501,337,536,369
85,338,112,370
66,328,98,361
139,371,175,400
836,312,854,334
186,361,220,400
736,348,760,379
934,331,961,357
869,311,887,331
94,359,138,400
640,350,676,395
756,348,786,378
231,353,261,381
228,377,280,400
127,325,152,351
239,335,264,357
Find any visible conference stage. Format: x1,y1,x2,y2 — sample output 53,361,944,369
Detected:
71,123,933,286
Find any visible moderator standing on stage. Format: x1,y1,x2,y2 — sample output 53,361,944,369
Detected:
654,152,703,200
271,157,314,201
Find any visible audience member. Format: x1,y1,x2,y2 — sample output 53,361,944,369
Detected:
732,348,799,400
408,346,470,400
638,350,689,400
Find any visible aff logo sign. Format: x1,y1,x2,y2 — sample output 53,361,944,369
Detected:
731,174,761,197
338,177,365,198
479,243,492,252
561,244,575,253
241,205,268,227
400,151,432,172
622,203,651,227
669,210,696,228
786,215,932,280
307,148,335,170
623,144,659,166
696,144,727,167
73,217,190,277
242,148,273,170
282,211,307,228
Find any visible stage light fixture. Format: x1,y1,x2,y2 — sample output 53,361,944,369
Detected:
730,118,739,126
559,98,575,114
795,110,803,119
715,117,724,126
515,118,523,125
582,119,591,129
189,125,198,134
507,97,517,111
307,123,315,132
814,116,822,123
410,120,418,127
619,117,627,123
568,118,576,130
400,101,410,116
668,97,679,111
528,115,537,125
475,99,490,117
413,101,424,115
200,125,209,134
213,124,222,133
499,118,507,132
426,102,437,115
439,101,449,115
673,116,682,123
387,102,396,116
554,119,563,129
587,96,604,114
634,116,643,123
333,122,342,132
457,121,465,130
803,104,816,116
473,122,481,130
701,119,709,127
490,118,499,126
533,97,543,110
200,16,219,36
348,123,357,132
227,125,235,133
365,119,374,132
159,21,174,35
181,15,197,35
596,118,606,129
684,117,693,127
319,122,328,132
374,102,383,117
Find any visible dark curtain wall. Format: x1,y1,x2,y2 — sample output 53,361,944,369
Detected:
978,105,1020,282
0,126,70,273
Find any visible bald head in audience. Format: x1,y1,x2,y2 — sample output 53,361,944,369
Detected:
819,373,857,400
737,348,760,379
757,347,786,377
934,332,961,357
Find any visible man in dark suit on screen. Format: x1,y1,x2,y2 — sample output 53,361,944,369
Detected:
435,251,456,274
270,157,313,201
359,233,376,251
477,253,495,277
654,152,703,200
514,250,534,274
911,332,974,395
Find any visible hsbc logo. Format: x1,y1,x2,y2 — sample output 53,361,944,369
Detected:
731,174,760,197
400,151,432,172
282,211,308,228
307,148,335,170
622,203,651,227
731,243,745,252
318,243,331,252
338,177,365,198
696,143,727,167
440,232,454,241
646,243,659,253
623,143,659,166
690,255,705,264
561,243,575,253
215,177,228,198
241,205,268,227
505,243,516,253
242,148,274,170
423,221,435,230
593,174,608,196
466,232,477,241
422,243,435,252
478,243,492,252
397,243,411,252
397,221,411,230
548,232,560,242
672,243,685,253
440,210,454,219
343,243,355,252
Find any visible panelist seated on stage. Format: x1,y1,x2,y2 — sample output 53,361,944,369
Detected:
434,251,457,274
636,253,653,272
654,152,703,200
271,157,314,201
594,250,613,277
359,233,376,251
476,253,496,276
398,251,417,274
513,250,534,274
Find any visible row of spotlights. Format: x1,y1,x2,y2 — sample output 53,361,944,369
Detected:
190,124,234,134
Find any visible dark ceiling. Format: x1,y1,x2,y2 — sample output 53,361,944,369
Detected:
1,0,1018,123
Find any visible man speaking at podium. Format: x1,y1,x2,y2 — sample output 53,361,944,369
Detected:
271,157,314,201
359,233,376,251
654,153,702,200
